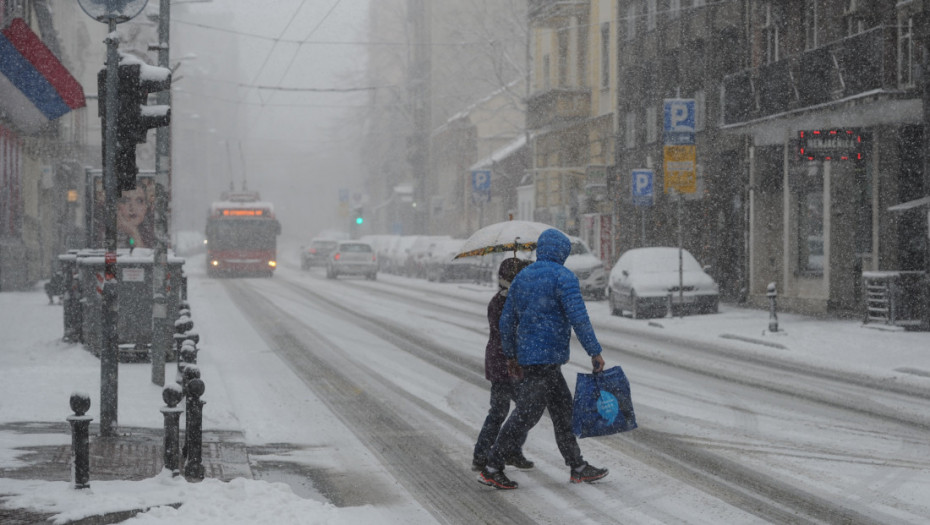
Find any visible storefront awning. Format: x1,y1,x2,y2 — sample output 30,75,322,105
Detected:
0,18,85,134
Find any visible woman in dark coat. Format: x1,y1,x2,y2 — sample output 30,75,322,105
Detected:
471,257,534,472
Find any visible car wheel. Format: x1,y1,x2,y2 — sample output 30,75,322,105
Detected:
608,289,621,316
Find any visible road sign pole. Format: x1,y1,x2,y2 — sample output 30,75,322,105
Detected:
100,19,120,437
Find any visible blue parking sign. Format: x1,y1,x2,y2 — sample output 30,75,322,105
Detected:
471,169,491,203
663,99,695,145
632,169,654,206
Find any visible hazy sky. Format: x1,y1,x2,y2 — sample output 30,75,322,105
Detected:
170,0,371,239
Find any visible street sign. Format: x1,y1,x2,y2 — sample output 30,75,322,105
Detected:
663,145,696,194
471,169,491,203
631,169,654,206
663,99,695,145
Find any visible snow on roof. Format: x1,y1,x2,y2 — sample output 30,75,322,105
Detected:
469,134,527,171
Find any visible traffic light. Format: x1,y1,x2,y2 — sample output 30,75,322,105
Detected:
355,207,364,225
98,57,171,191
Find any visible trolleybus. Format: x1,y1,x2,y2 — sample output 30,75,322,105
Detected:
205,191,281,277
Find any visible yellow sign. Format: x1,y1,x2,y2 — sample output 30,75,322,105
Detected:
663,145,696,194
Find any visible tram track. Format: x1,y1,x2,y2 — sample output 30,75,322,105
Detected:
227,270,926,523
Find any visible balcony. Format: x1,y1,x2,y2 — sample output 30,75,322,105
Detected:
529,0,587,27
527,87,591,130
723,26,906,126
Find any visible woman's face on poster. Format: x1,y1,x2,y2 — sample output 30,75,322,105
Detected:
117,187,148,228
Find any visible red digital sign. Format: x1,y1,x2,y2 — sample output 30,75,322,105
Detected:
798,129,864,161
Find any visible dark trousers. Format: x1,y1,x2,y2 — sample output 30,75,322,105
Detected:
487,364,584,470
473,381,518,462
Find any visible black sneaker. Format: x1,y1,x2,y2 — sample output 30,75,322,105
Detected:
471,458,486,472
478,468,518,490
570,463,608,484
505,454,535,469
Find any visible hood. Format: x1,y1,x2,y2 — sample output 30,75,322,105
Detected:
536,229,570,264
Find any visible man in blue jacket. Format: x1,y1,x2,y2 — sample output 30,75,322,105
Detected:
478,228,608,490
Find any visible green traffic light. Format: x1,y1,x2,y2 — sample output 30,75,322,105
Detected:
356,217,363,225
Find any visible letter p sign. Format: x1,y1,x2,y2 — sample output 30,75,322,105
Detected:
631,169,654,207
664,99,695,133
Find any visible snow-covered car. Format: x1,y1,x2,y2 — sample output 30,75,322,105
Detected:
607,247,719,319
300,238,339,270
424,238,481,282
325,241,378,280
564,237,608,300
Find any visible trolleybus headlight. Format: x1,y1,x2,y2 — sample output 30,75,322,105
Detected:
211,260,219,267
268,260,277,268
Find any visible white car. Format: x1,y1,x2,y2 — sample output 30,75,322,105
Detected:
564,237,608,300
326,241,378,280
608,247,719,319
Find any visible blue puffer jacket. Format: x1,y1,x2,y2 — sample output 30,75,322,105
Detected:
500,228,603,365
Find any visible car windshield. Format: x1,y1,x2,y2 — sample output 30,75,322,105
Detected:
340,243,372,253
625,248,702,273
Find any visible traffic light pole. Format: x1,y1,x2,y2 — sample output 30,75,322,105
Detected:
100,20,120,437
150,0,171,386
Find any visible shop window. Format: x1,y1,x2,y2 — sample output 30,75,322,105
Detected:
646,106,657,143
797,163,824,275
625,110,637,149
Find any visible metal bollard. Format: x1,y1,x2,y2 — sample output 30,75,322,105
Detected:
180,344,198,366
160,384,184,476
183,377,206,480
767,282,779,332
67,392,93,489
181,364,201,460
666,293,674,319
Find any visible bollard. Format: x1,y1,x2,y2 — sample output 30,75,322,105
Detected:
767,282,779,332
183,377,206,480
160,384,184,476
181,364,201,461
67,392,93,489
180,343,198,366
666,293,674,319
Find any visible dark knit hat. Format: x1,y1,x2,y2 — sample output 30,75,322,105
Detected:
498,257,531,288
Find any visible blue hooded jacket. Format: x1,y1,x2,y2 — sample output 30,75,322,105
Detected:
499,228,603,365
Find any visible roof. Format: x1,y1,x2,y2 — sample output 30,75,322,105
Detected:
468,134,527,171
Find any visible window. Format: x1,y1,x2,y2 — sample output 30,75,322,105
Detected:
796,163,824,275
542,54,551,90
764,3,784,64
899,16,916,88
646,106,657,143
844,0,865,37
558,29,569,86
804,0,818,50
694,89,706,131
626,4,637,41
670,0,681,18
625,111,637,149
647,0,657,31
600,23,610,89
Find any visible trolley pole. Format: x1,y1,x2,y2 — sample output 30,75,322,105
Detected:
150,0,172,386
100,20,120,437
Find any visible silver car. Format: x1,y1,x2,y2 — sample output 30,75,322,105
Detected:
608,247,719,319
326,241,378,280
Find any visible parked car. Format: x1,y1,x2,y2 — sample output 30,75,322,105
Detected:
564,237,608,300
325,240,378,280
384,235,420,274
607,247,719,319
424,238,481,282
301,238,339,270
404,235,451,278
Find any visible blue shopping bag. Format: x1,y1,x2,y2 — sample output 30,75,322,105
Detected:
572,365,637,438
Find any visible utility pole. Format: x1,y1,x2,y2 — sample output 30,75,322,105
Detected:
149,0,172,386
